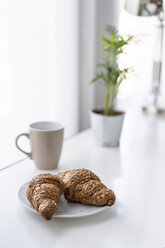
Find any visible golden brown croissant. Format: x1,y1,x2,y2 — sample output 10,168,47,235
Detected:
58,169,116,207
26,173,64,220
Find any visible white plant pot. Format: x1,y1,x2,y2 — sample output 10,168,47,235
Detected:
90,110,125,147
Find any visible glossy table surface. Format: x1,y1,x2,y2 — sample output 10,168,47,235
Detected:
0,109,165,248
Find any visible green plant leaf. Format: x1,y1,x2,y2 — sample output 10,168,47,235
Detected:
90,25,135,114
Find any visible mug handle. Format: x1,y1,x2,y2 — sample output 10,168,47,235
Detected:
15,133,32,159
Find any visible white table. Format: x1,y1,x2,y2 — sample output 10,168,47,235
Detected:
1,109,165,248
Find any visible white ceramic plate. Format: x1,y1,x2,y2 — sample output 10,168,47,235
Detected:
18,182,108,218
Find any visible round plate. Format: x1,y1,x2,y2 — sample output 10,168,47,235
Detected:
18,182,108,218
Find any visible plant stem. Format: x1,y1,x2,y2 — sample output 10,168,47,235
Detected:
104,84,115,115
109,85,114,115
104,85,110,115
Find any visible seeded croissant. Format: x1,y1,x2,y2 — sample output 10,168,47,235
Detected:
58,169,116,207
26,174,64,220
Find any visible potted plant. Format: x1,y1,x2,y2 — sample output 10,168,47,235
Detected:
90,26,134,147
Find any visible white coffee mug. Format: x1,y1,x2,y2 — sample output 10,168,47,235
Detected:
15,121,64,170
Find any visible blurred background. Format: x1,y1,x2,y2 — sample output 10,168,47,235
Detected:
0,0,164,165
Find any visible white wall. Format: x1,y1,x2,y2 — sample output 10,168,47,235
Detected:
94,0,121,110
0,0,122,166
79,0,121,130
0,0,79,165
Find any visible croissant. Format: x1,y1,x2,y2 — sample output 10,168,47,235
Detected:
26,173,64,220
58,169,116,207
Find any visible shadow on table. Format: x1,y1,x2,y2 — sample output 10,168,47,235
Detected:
90,146,122,185
18,205,116,248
